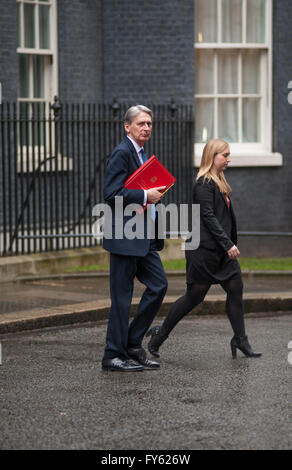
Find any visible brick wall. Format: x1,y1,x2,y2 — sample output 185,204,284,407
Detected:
0,0,18,101
58,0,104,102
103,0,194,104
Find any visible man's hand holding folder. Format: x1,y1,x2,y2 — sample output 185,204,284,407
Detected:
147,186,166,203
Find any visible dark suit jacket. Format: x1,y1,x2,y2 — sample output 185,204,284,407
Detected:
102,137,164,256
193,176,237,252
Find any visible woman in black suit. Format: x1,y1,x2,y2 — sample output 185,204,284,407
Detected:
146,138,262,359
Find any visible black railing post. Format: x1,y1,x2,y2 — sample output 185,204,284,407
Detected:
1,103,7,255
50,96,62,250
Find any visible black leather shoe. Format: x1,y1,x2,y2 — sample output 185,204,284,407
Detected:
102,357,144,372
230,335,262,358
127,347,160,370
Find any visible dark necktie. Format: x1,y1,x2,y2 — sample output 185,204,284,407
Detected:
140,148,147,164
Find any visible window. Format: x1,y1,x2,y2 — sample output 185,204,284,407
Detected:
194,0,282,167
17,0,58,166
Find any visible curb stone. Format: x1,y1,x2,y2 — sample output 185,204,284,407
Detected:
0,293,291,335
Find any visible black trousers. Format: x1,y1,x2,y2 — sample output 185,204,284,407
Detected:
103,248,168,360
161,277,246,338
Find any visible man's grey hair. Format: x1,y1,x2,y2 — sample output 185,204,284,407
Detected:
124,105,153,125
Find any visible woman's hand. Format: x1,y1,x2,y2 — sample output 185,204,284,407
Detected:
227,245,240,259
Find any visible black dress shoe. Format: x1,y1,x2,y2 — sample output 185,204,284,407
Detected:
127,347,160,370
102,357,144,372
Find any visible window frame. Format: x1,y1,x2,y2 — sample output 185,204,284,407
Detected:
17,0,58,102
17,0,59,171
194,0,282,167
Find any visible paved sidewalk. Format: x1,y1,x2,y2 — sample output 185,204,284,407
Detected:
0,271,291,335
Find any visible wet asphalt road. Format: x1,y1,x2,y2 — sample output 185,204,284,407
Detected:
0,314,291,450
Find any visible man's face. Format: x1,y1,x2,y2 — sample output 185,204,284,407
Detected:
124,111,152,147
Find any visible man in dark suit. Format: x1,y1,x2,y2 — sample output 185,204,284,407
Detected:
101,105,168,372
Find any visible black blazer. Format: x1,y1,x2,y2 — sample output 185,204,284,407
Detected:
193,176,237,252
102,137,164,256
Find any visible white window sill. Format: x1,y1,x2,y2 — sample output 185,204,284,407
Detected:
194,145,283,168
17,148,73,173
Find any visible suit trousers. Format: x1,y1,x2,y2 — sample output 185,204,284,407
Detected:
103,244,168,360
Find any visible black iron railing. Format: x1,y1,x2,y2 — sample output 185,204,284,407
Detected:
0,99,194,256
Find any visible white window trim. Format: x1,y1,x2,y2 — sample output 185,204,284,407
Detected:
17,0,58,100
17,0,60,171
194,0,282,167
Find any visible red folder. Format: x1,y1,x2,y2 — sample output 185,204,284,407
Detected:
124,155,176,212
125,155,176,194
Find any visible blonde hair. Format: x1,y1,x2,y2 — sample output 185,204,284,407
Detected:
196,138,231,195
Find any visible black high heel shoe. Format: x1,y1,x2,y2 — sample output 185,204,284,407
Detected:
231,335,262,358
146,326,168,358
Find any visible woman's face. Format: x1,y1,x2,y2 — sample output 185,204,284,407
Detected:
212,146,231,173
